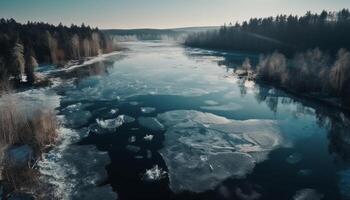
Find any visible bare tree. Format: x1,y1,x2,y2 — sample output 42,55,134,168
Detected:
11,43,25,81
71,34,80,59
330,49,350,94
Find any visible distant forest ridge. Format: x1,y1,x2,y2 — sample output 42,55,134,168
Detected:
185,9,350,56
103,26,219,40
0,19,116,83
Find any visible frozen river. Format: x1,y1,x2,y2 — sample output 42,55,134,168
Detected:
34,41,350,200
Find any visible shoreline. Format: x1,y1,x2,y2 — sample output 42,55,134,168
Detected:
0,51,122,199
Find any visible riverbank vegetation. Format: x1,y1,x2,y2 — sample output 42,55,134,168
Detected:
185,9,350,108
237,48,350,107
0,90,57,198
0,19,117,85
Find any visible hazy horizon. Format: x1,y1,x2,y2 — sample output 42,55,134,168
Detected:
1,0,350,29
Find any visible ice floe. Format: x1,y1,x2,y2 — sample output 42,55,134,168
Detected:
142,165,167,182
293,189,324,200
138,117,165,131
156,110,286,193
96,115,135,130
141,107,156,114
110,109,119,114
144,134,154,141
204,100,219,106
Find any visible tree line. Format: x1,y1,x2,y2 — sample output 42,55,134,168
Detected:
185,9,350,108
185,9,350,56
0,19,116,84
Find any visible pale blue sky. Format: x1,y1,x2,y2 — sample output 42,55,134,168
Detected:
0,0,349,29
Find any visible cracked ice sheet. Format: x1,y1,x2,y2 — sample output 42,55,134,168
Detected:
157,110,286,193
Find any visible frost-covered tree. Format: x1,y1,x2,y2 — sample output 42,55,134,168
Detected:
46,31,58,64
330,49,350,94
25,49,38,83
83,38,91,57
71,34,81,59
11,43,25,81
91,32,101,56
256,52,288,84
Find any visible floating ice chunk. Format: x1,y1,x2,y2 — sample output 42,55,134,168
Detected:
286,153,303,164
293,189,324,200
157,110,285,193
243,131,281,149
138,117,165,131
129,136,136,143
96,118,122,129
64,103,82,112
144,134,154,141
141,107,156,114
143,165,167,182
126,145,141,153
158,110,231,128
201,102,242,111
110,109,119,114
96,115,135,129
129,101,139,106
200,155,208,162
204,100,219,106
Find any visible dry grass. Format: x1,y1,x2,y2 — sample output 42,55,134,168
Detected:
2,159,39,191
0,97,57,152
0,77,12,95
0,94,58,197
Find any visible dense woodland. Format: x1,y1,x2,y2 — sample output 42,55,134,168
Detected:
0,19,116,84
185,9,350,55
186,9,350,108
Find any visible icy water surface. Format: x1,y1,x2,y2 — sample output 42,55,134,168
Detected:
42,41,350,199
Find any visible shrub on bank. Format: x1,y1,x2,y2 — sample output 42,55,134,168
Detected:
0,94,57,198
239,48,350,107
